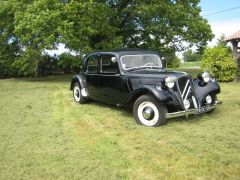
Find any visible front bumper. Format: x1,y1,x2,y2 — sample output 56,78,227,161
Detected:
166,100,222,119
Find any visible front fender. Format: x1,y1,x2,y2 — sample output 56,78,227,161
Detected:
70,74,87,90
124,85,171,105
194,79,220,104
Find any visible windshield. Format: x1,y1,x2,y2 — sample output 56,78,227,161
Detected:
120,54,162,70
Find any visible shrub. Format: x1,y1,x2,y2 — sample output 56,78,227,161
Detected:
201,46,237,82
58,53,82,73
165,54,180,68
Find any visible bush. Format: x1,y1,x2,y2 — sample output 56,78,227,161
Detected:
0,59,13,78
165,54,180,68
201,46,237,82
58,53,82,73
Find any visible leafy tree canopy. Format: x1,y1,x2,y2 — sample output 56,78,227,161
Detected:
0,0,213,76
12,0,213,53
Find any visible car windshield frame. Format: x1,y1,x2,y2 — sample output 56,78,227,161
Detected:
120,54,163,71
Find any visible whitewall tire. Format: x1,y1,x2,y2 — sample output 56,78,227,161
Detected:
133,95,167,127
73,82,86,104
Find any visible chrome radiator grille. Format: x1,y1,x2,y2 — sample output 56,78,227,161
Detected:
176,76,199,109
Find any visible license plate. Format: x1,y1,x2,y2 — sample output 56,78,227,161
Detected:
194,106,211,114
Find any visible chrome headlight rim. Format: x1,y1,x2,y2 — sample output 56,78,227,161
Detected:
206,95,212,104
165,76,176,88
202,72,211,83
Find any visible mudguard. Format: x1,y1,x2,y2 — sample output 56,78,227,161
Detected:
194,79,221,104
70,74,87,90
124,85,171,105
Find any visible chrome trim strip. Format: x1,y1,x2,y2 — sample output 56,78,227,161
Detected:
192,96,198,108
184,86,191,101
181,79,189,98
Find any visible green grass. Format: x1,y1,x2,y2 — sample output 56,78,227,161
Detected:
179,61,201,69
0,75,240,179
168,68,201,78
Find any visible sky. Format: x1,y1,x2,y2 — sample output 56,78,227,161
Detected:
200,0,240,46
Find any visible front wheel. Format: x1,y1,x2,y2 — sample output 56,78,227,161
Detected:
133,95,167,127
73,82,86,104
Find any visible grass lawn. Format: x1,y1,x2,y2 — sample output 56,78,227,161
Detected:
179,61,201,69
0,75,240,179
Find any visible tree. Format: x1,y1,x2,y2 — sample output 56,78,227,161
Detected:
183,49,202,62
110,0,213,53
0,0,21,77
216,34,232,53
1,0,213,77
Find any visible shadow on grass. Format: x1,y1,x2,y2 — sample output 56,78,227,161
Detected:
86,100,208,126
89,100,133,119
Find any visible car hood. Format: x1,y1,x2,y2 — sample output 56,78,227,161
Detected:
126,69,187,79
126,69,188,90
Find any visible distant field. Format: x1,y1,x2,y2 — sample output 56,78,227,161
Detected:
0,75,240,179
167,68,201,78
179,61,201,69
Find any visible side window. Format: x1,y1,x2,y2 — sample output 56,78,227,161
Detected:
86,55,98,73
101,55,119,73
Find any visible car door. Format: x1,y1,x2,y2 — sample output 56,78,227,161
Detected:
98,54,125,105
84,54,100,100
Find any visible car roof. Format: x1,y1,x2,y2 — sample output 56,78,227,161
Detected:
87,48,159,58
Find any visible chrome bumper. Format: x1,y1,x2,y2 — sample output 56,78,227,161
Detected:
166,100,222,119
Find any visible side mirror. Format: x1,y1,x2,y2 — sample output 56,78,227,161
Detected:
111,57,117,63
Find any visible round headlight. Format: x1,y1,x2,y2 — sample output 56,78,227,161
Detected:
202,72,210,83
206,95,212,104
165,76,176,88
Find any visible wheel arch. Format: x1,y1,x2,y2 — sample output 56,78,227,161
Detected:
70,74,87,90
126,85,171,105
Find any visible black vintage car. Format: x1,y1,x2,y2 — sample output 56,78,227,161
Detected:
70,49,221,127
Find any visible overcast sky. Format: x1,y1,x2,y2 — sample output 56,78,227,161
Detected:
200,0,240,46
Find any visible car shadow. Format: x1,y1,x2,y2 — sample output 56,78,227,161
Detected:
88,100,133,119
86,100,207,126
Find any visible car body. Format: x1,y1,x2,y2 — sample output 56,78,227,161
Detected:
70,49,221,127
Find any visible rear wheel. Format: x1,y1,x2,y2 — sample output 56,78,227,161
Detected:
73,82,86,104
133,95,167,127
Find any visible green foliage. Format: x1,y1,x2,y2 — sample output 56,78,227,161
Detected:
183,49,202,62
216,34,232,53
58,53,82,73
202,46,237,82
0,0,213,77
12,49,42,76
165,54,180,68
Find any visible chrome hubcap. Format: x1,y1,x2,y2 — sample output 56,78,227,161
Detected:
142,107,154,120
73,86,81,101
75,90,80,97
